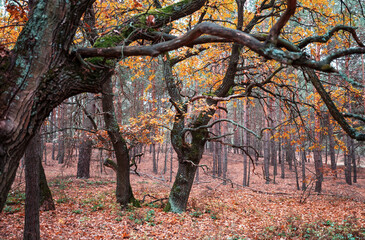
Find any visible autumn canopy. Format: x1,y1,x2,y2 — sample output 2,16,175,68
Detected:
0,0,364,228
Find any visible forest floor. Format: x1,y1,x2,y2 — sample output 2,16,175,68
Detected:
1,150,365,239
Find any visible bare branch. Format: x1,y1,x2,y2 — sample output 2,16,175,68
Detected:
170,46,208,66
190,66,285,102
189,93,246,102
321,47,365,65
208,138,258,173
297,25,365,49
343,113,365,123
183,118,261,139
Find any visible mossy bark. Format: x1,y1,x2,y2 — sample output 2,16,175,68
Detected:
163,43,241,213
0,0,111,213
0,0,207,213
165,159,198,213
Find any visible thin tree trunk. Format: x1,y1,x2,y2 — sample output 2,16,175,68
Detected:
345,135,352,185
102,78,138,207
271,139,277,183
157,143,161,171
352,141,357,183
213,140,217,178
301,149,307,191
39,161,55,211
233,100,239,154
170,144,173,182
99,149,104,174
152,143,157,174
313,44,323,193
51,110,56,161
77,93,95,178
195,165,200,183
286,142,293,171
328,116,337,176
217,122,222,177
314,148,323,192
164,142,168,174
280,136,285,179
242,99,248,186
223,144,227,185
24,133,41,240
222,102,228,184
42,125,47,166
263,124,270,184
294,154,300,190
57,105,65,164
247,154,251,186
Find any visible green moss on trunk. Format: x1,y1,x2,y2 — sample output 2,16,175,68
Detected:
93,35,124,48
129,196,141,208
163,201,171,212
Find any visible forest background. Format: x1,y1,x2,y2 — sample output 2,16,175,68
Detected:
0,0,365,239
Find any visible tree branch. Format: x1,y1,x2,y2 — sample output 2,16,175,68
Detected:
343,113,365,123
267,0,297,44
75,22,365,73
297,25,364,49
302,67,365,141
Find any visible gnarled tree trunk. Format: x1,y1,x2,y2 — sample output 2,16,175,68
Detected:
0,0,112,212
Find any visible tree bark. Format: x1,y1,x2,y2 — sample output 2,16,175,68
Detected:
328,116,337,176
0,0,209,213
165,160,198,212
313,117,323,193
352,140,357,183
263,131,270,184
217,122,222,177
271,139,277,182
0,0,109,213
51,110,56,161
293,153,300,190
102,78,138,207
39,160,55,211
345,135,353,185
242,99,248,186
152,143,158,174
314,148,323,192
263,101,270,184
77,93,95,178
223,143,228,185
24,133,41,240
164,44,240,212
57,105,65,164
286,142,293,171
301,149,307,190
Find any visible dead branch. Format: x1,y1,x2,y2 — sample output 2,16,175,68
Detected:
181,159,209,172
141,194,168,205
